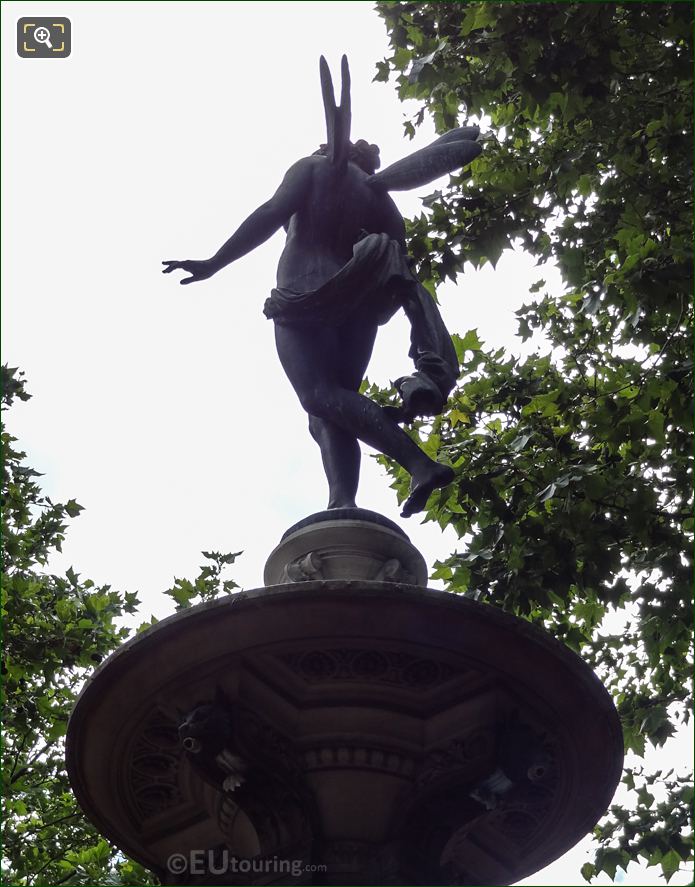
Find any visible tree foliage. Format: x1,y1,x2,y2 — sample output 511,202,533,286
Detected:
2,367,242,884
373,2,693,881
163,549,241,612
1,367,154,885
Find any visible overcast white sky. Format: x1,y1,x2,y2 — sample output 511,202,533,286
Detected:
1,3,690,885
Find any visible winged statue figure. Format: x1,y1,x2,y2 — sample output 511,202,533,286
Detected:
163,56,481,517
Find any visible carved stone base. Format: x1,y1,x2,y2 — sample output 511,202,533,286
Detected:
263,509,428,587
67,576,622,885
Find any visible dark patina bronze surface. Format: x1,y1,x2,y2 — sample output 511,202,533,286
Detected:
163,57,481,517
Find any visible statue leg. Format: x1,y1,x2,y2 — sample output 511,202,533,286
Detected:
274,320,453,516
308,317,378,509
308,415,360,508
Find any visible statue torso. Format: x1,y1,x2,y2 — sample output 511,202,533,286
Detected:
276,156,406,293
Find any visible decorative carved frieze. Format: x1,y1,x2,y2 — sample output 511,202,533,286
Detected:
302,745,415,776
278,647,466,688
128,711,184,821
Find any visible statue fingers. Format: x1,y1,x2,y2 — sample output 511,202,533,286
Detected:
162,260,183,274
179,262,210,284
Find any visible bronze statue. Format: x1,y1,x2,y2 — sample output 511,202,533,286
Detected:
163,56,481,517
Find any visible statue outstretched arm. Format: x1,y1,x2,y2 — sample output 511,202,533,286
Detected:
366,125,482,193
162,159,313,285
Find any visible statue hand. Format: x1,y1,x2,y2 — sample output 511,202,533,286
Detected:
162,259,215,285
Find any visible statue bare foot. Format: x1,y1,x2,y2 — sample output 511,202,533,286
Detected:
401,463,454,518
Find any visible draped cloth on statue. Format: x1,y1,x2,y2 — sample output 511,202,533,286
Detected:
263,232,459,418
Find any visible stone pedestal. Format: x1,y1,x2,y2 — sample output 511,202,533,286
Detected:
66,511,623,885
264,508,427,586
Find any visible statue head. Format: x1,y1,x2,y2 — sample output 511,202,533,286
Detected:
313,139,381,175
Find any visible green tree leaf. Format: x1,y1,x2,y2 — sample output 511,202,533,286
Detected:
374,3,693,881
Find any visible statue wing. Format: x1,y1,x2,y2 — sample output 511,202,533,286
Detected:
366,125,482,192
319,55,351,172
